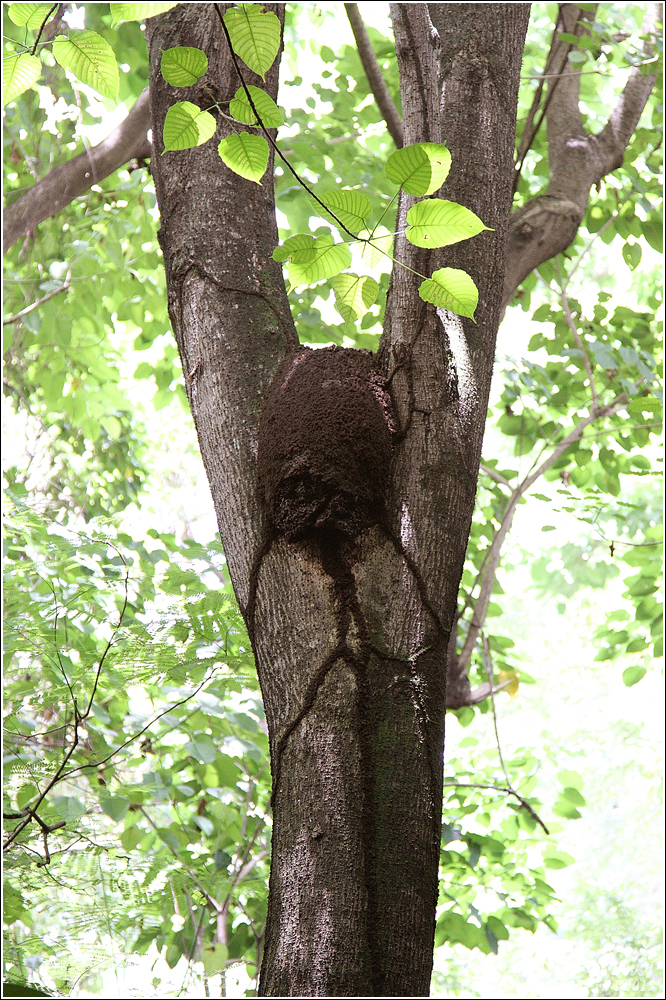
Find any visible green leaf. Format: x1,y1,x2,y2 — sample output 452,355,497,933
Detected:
52,795,86,821
418,267,479,319
561,786,586,806
223,4,281,80
642,219,663,252
314,190,373,233
557,769,583,790
8,3,54,28
360,226,393,268
622,664,647,687
229,84,283,127
567,50,587,64
161,46,208,86
486,915,510,942
273,233,351,285
543,849,575,869
217,132,269,183
436,910,487,951
3,53,41,105
406,199,490,248
163,101,217,150
622,240,642,270
202,942,228,976
101,795,131,822
185,736,217,763
385,142,451,196
110,2,179,25
52,31,120,100
332,273,379,324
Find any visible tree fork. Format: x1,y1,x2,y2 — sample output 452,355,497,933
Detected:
147,4,528,996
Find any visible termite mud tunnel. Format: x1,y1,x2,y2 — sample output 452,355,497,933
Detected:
256,345,396,544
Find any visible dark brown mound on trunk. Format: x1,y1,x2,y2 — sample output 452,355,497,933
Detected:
257,346,395,541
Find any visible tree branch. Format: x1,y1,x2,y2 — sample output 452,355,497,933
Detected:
456,392,630,677
3,88,151,254
3,271,72,325
344,3,403,148
503,3,658,310
595,2,661,168
513,4,593,193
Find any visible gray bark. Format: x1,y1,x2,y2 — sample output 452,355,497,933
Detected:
503,2,659,310
147,3,528,995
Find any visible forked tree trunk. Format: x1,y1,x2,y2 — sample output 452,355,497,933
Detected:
147,3,528,995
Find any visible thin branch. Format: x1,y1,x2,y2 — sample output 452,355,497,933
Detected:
344,3,403,148
3,89,151,253
457,392,630,676
30,3,58,56
3,271,72,324
482,635,511,787
513,4,590,193
558,277,599,414
443,780,550,836
597,2,661,156
479,464,513,488
138,805,223,913
82,542,129,719
214,4,361,242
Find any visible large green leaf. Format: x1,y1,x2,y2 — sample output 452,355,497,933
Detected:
223,4,281,80
406,199,490,248
359,226,393,269
332,273,379,324
52,31,119,100
110,2,179,25
163,101,217,150
161,46,208,86
274,233,351,285
7,3,54,28
385,142,451,196
622,664,647,687
419,267,479,319
3,53,41,106
202,942,228,977
217,132,269,183
315,190,373,233
229,84,283,127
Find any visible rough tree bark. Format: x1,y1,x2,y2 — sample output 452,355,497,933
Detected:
2,2,657,996
145,3,528,996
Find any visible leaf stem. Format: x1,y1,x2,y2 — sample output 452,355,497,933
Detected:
30,4,58,57
214,4,361,241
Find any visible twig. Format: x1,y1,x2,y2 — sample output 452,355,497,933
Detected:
213,4,362,242
513,6,578,193
82,541,129,719
457,392,631,676
60,673,214,780
558,277,599,415
30,3,58,56
481,634,511,787
443,780,550,836
479,463,513,488
3,272,72,324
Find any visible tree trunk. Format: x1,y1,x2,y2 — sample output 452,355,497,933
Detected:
147,3,527,995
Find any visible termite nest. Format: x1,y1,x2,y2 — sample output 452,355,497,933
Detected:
256,345,396,545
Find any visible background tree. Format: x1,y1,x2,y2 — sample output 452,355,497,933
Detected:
3,2,662,997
